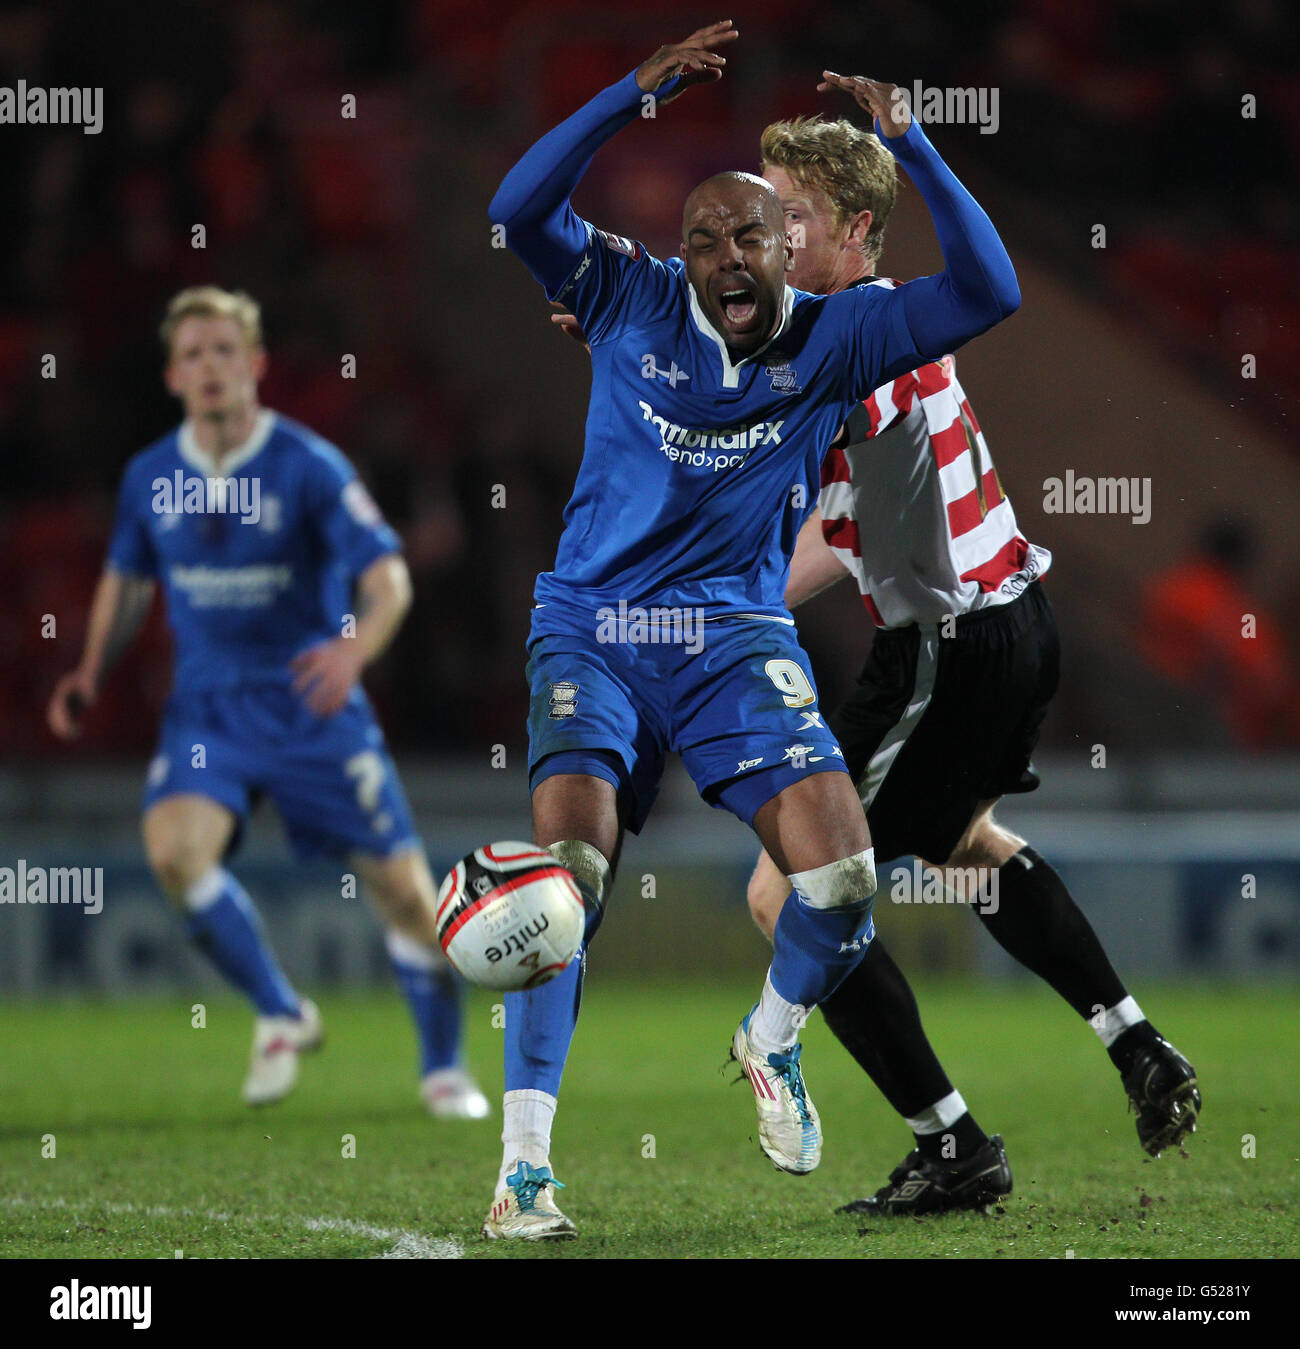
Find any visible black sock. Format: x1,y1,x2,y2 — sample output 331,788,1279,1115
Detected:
1107,1021,1162,1077
820,938,988,1156
979,846,1129,1021
915,1111,987,1163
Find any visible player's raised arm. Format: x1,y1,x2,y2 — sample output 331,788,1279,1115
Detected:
487,20,737,292
820,73,1020,370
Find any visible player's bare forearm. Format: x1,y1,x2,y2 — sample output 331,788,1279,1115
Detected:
349,553,413,667
82,568,156,685
47,568,155,738
786,510,852,609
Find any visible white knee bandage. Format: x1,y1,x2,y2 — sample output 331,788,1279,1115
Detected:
789,849,876,910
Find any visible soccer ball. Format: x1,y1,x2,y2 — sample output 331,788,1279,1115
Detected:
435,842,585,991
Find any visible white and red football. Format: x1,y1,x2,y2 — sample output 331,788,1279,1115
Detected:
435,842,585,991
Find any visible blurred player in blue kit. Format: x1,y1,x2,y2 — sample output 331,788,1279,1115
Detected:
484,20,1022,1238
47,286,488,1119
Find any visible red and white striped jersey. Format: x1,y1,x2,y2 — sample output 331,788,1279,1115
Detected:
819,279,1050,628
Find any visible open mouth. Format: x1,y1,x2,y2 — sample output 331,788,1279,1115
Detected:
718,286,759,333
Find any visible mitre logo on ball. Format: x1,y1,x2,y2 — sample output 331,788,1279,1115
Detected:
435,842,585,992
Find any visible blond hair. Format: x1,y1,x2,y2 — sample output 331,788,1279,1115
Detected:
760,115,898,264
160,286,263,355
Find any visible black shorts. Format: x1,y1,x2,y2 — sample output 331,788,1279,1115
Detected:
828,582,1060,866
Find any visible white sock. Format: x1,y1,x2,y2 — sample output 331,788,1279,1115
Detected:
498,1089,557,1191
905,1089,968,1135
180,867,227,913
1094,995,1145,1048
747,973,809,1056
384,927,440,969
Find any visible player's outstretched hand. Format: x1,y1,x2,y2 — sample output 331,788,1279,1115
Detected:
636,19,738,104
818,72,912,138
290,638,366,718
549,301,590,352
47,667,98,740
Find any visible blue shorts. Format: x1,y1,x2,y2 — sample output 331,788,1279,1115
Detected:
142,683,419,862
526,608,849,833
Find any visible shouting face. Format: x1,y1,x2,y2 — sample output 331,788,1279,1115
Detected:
681,172,793,356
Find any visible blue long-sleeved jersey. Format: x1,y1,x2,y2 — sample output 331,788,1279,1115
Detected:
491,70,1019,622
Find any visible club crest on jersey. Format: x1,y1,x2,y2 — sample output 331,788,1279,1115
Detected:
596,229,641,261
765,361,802,394
548,681,579,719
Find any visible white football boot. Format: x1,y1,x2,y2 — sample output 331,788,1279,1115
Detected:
731,1007,822,1174
241,998,324,1106
482,1160,576,1241
420,1067,491,1120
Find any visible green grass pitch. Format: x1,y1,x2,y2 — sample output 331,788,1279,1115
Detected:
1,977,1296,1259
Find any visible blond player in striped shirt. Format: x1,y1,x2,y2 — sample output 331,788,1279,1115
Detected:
742,99,1200,1213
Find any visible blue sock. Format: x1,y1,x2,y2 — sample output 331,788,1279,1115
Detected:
385,930,461,1076
182,869,301,1018
770,888,875,1007
581,889,604,945
504,950,585,1097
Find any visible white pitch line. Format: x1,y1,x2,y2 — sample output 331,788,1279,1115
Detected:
298,1215,462,1259
2,1195,462,1259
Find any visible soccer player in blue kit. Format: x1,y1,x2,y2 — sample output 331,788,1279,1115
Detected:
484,20,1020,1238
47,286,488,1119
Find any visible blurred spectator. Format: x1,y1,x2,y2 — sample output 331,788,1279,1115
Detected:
1138,518,1300,750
